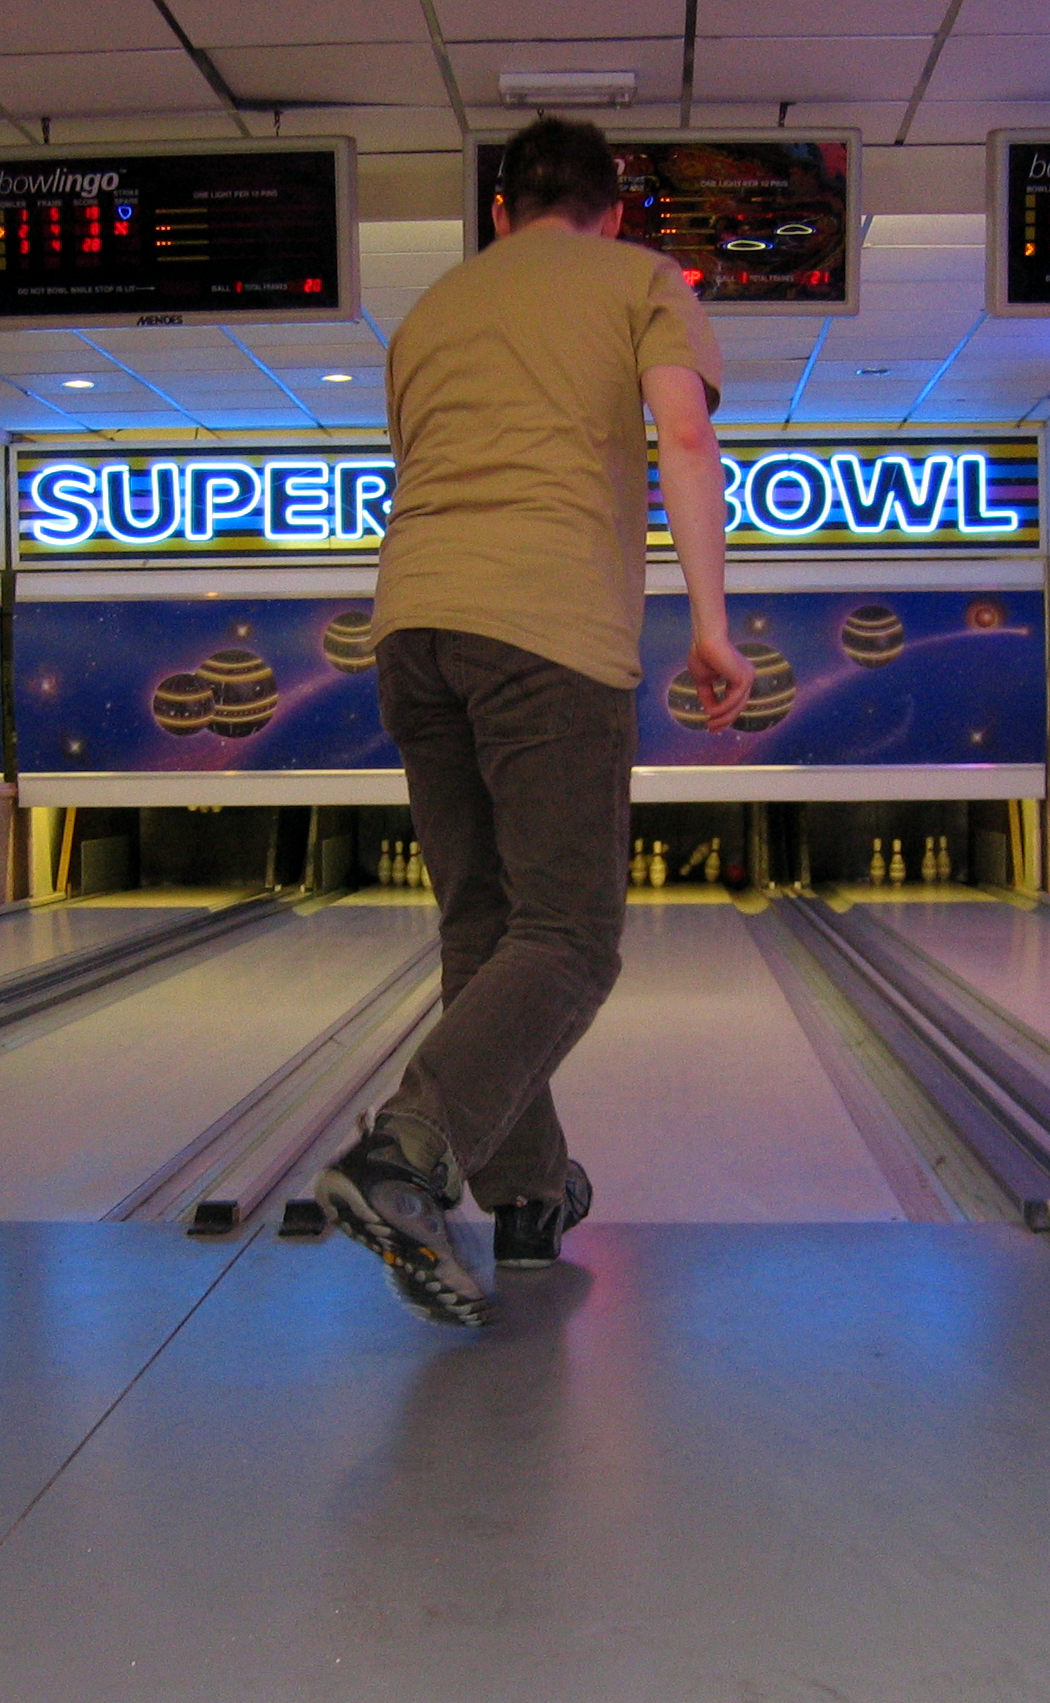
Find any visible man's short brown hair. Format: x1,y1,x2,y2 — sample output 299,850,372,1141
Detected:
499,117,620,229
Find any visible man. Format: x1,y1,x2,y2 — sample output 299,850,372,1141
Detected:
315,117,754,1326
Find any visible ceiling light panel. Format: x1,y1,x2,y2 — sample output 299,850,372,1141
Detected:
454,41,677,108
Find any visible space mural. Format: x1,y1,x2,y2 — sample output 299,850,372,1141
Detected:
13,589,1047,776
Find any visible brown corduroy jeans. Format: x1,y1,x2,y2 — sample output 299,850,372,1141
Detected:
374,627,636,1210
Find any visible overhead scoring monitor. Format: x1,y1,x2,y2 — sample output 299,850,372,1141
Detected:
0,138,358,328
466,130,859,314
987,130,1050,316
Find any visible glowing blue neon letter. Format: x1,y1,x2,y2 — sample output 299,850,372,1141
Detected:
745,453,832,535
100,462,181,544
334,460,396,539
29,463,99,546
184,461,262,542
265,460,331,540
832,454,953,534
720,456,743,533
956,455,1020,534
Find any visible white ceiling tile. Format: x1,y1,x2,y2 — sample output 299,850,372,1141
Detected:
210,45,448,106
0,376,76,426
927,37,1050,102
361,249,458,289
860,247,983,283
2,1,174,53
288,109,462,152
691,37,932,104
956,0,1050,27
787,105,908,145
435,1,688,39
906,101,1050,144
697,2,945,32
60,410,190,428
865,214,986,246
811,358,942,382
361,288,433,318
0,52,222,118
169,0,430,46
360,222,462,255
188,408,321,427
40,115,247,146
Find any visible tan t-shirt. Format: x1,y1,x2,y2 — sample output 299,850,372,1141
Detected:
373,224,722,689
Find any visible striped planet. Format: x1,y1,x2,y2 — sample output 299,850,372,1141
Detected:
197,649,279,738
841,604,904,668
323,609,376,673
667,669,709,728
733,641,796,733
152,672,215,737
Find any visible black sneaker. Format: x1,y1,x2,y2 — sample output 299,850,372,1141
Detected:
314,1118,492,1328
493,1159,593,1268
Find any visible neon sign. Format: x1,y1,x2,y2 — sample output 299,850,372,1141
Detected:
14,436,1041,562
720,452,1019,537
22,455,395,554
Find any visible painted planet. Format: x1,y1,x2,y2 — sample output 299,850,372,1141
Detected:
733,641,796,733
667,669,709,728
323,609,376,673
197,649,278,738
152,672,215,737
966,597,1007,631
841,604,904,668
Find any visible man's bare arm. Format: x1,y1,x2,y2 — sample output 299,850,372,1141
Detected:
641,365,754,732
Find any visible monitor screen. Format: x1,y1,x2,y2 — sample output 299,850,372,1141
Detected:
987,131,1050,316
0,138,358,328
468,131,858,314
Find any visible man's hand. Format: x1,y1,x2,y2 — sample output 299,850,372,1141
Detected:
687,633,755,733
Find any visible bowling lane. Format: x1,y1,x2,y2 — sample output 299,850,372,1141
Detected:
0,892,223,977
861,898,1050,1044
0,898,437,1220
549,901,909,1223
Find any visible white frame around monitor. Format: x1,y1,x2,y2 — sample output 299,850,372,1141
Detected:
0,136,359,330
463,128,861,315
986,129,1050,318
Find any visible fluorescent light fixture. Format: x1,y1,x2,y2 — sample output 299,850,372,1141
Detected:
63,378,95,389
498,71,637,108
322,372,354,383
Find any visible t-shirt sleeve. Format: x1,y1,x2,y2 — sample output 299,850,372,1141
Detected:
632,256,724,414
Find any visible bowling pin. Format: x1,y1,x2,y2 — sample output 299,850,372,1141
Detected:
870,837,886,886
679,840,709,878
630,838,649,887
406,841,423,887
889,838,906,886
421,859,432,891
704,837,721,883
921,836,937,883
392,840,407,886
936,835,952,882
378,839,392,885
649,841,668,889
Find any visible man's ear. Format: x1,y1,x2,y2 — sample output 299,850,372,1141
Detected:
600,201,624,238
492,197,512,238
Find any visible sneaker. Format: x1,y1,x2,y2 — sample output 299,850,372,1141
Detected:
315,1118,492,1328
492,1159,593,1268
